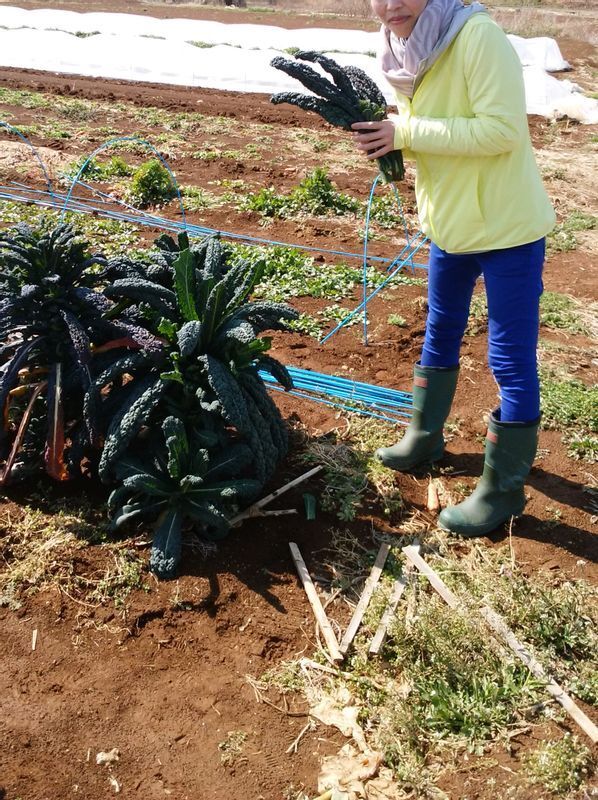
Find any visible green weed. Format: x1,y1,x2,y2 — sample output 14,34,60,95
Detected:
62,155,133,183
465,293,488,335
287,313,324,339
540,369,597,433
540,292,587,334
564,432,598,463
15,122,72,140
218,730,248,767
240,168,360,218
127,159,177,208
387,313,407,327
524,734,595,794
547,211,596,255
56,98,97,122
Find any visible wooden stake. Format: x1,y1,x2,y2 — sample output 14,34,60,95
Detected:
369,573,408,655
480,605,598,744
31,629,37,651
289,542,343,663
339,543,391,655
404,546,598,743
427,480,440,513
230,465,324,526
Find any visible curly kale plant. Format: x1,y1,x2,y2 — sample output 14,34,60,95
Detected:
0,222,162,483
92,231,298,495
109,416,261,578
270,51,404,183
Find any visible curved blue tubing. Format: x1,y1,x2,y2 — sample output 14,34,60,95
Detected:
0,121,56,200
321,175,429,345
60,135,187,228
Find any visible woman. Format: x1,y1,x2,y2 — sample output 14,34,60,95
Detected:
352,0,555,537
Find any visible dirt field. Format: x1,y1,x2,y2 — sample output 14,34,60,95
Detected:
0,3,596,799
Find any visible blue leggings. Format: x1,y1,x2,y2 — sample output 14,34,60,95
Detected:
420,239,545,423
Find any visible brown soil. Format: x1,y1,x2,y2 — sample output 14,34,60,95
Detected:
0,4,596,800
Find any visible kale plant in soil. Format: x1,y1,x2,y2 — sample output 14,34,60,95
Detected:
0,223,162,483
90,231,299,578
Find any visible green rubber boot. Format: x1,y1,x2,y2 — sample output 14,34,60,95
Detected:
438,412,540,537
375,364,459,471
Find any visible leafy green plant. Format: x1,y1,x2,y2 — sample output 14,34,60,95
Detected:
271,51,404,182
95,233,296,481
127,159,177,208
565,432,598,463
228,242,387,302
89,234,298,576
387,313,407,327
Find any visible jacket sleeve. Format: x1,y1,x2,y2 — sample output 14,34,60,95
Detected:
398,21,527,157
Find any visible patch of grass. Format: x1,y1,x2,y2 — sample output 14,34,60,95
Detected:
465,293,488,335
547,211,596,255
0,87,51,109
228,242,401,303
0,203,142,257
192,143,259,162
15,122,72,140
524,734,595,794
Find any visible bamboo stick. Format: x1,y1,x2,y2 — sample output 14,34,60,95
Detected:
230,465,323,526
403,546,598,743
401,545,461,609
339,543,391,655
289,542,343,663
480,605,598,744
369,573,408,655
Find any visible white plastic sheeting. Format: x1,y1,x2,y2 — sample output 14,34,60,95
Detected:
0,6,595,123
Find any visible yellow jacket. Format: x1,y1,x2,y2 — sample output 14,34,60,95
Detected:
391,14,555,254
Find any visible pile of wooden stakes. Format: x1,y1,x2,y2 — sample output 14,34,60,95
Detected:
289,540,598,745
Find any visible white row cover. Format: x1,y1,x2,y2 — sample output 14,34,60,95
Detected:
0,6,596,124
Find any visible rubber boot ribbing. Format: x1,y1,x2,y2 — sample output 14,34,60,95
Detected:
438,412,540,537
375,364,459,472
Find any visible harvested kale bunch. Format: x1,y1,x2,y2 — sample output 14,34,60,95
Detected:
271,51,404,183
